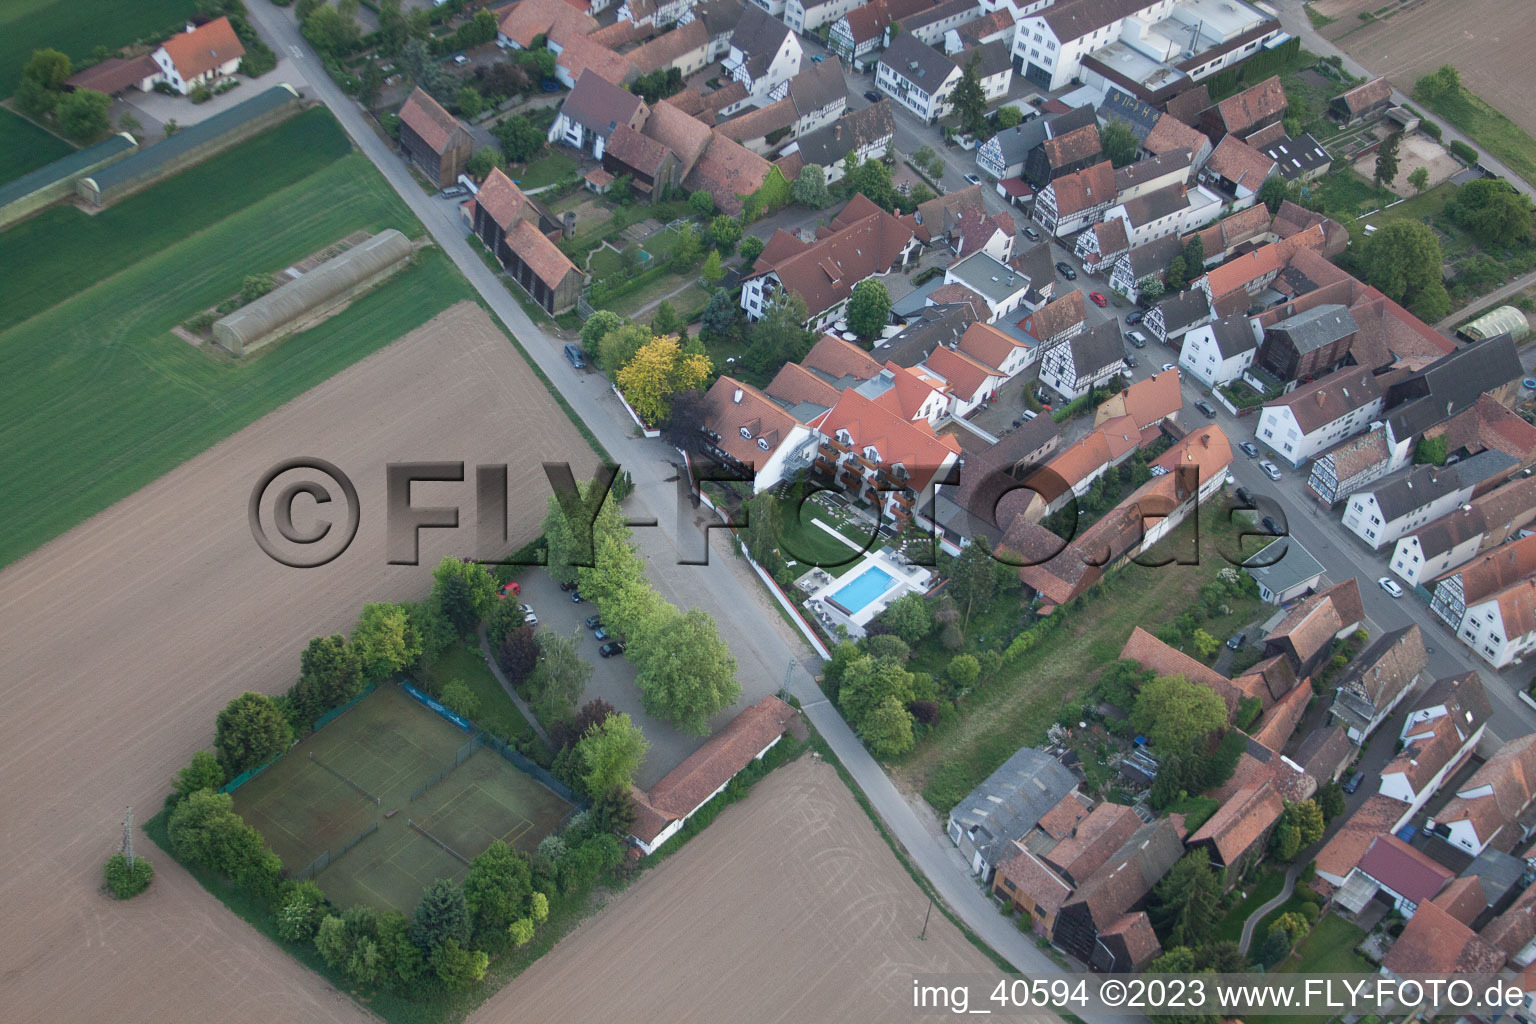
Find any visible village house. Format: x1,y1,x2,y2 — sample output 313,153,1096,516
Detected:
1254,303,1359,382
1254,366,1384,468
1260,578,1365,677
781,100,894,183
698,375,820,490
888,0,983,47
828,0,930,68
1033,160,1115,237
1107,234,1182,304
1038,321,1126,400
1142,111,1212,168
148,17,245,96
602,123,681,202
1176,314,1259,387
1074,218,1131,276
1313,794,1414,894
785,0,865,36
976,104,1095,181
1112,147,1193,202
876,34,962,124
1261,133,1331,183
1329,625,1429,744
1197,133,1277,210
1379,673,1490,819
1199,76,1287,146
548,70,648,161
1458,576,1536,669
676,0,744,62
1050,818,1184,971
1426,734,1536,857
1023,122,1103,188
1388,477,1536,587
943,252,1036,323
397,87,474,188
1329,77,1393,126
787,60,847,136
991,799,1141,935
724,6,804,109
1381,897,1504,980
469,169,583,314
947,746,1078,880
1186,783,1284,884
1341,451,1518,550
1143,287,1213,346
1340,835,1454,918
1243,536,1325,605
1104,181,1221,249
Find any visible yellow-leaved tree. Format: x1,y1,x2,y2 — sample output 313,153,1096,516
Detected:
616,334,711,426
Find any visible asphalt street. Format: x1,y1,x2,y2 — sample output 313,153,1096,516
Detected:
244,2,1125,1003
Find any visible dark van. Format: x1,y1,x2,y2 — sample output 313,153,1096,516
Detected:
563,343,586,369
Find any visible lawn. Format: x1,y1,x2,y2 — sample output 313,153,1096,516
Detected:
1247,915,1370,1024
0,105,72,182
422,641,535,743
0,107,355,333
1215,868,1287,944
509,150,577,190
0,0,196,85
1166,794,1220,832
1419,83,1536,188
899,500,1273,813
0,111,475,567
1301,166,1396,219
778,496,879,577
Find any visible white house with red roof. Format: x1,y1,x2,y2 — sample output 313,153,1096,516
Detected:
810,388,964,524
149,17,245,95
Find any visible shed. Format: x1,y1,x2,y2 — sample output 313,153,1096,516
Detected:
213,230,413,355
1245,536,1325,604
1460,305,1529,344
0,132,136,230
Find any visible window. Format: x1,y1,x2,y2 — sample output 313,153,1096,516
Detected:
740,426,753,439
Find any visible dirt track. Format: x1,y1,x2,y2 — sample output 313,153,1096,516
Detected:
472,757,1030,1024
0,302,597,1023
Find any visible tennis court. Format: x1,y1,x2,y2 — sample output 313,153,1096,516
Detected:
231,684,574,913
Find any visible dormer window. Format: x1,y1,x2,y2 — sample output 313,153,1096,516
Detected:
837,429,852,445
864,447,880,463
757,438,771,451
740,426,753,439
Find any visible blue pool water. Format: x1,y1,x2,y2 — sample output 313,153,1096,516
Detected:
831,566,895,614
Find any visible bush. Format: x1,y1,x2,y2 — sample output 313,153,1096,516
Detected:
1419,120,1442,140
1450,140,1478,164
103,853,154,898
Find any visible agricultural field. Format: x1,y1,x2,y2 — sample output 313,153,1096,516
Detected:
0,0,197,83
470,757,1005,1024
0,301,599,1024
0,108,482,568
0,105,72,182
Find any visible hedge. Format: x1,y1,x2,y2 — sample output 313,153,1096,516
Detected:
1450,139,1478,164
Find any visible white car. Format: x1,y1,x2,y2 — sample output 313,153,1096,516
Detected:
453,53,469,65
1160,363,1177,374
523,605,538,625
964,173,981,185
1378,577,1404,598
1259,460,1282,481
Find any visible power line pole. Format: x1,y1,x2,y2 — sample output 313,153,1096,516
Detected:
121,806,135,869
919,898,932,941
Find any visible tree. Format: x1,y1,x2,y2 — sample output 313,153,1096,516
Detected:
879,592,933,645
1191,628,1219,660
550,698,618,751
462,840,533,935
163,118,182,138
574,712,649,798
430,938,488,988
1357,220,1450,321
861,695,916,756
117,110,142,137
947,653,980,689
468,146,503,179
214,692,293,777
241,273,275,303
277,881,328,942
847,279,892,342
1407,166,1430,194
738,234,765,264
1413,64,1460,102
1257,925,1292,967
668,223,702,272
56,88,111,143
1101,120,1139,168
527,629,592,721
746,294,813,375
837,654,915,732
1183,234,1204,276
411,878,471,952
949,52,988,138
650,300,683,338
597,320,653,373
629,605,741,735
689,189,715,218
709,214,743,255
1257,175,1289,215
1317,781,1346,821
497,624,540,684
995,105,1022,130
15,48,71,116
947,536,1006,630
303,633,364,710
792,163,830,208
1196,941,1248,973
701,288,738,339
1289,800,1325,846
353,602,421,682
1446,178,1535,247
174,750,225,797
1131,675,1227,758
494,114,545,162
1165,254,1187,292
701,248,724,286
1374,131,1401,188
457,85,484,119
302,4,361,55
1152,849,1223,948
439,679,480,721
1414,434,1448,465
661,387,710,455
432,556,498,636
616,333,713,425
848,157,898,211
407,598,456,669
581,310,623,351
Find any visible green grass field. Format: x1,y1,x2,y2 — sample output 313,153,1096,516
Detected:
1215,868,1287,944
0,0,196,84
0,105,72,181
0,109,480,568
1420,84,1536,188
424,642,535,743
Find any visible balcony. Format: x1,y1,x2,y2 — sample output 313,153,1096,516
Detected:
892,490,914,509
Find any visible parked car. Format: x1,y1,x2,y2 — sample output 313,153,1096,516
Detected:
1226,632,1246,650
498,581,521,598
1088,291,1108,307
863,90,880,103
1196,400,1216,418
563,343,586,369
1124,353,1138,367
1343,772,1364,794
1234,486,1253,505
1126,330,1147,348
453,53,469,65
598,641,626,657
1239,441,1259,458
584,614,602,629
570,590,585,603
964,173,981,185
1020,409,1038,421
1023,225,1040,241
1378,577,1404,598
1261,515,1282,535
1160,362,1176,374
439,185,468,199
1259,460,1282,481
559,580,578,591
1124,309,1145,325
1055,261,1077,280
523,606,538,626
811,55,826,63
594,626,610,641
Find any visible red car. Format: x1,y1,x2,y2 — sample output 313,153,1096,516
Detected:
499,581,521,598
1089,291,1108,307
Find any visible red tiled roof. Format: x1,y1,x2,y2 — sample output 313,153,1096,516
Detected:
1099,911,1161,968
65,54,159,95
1357,834,1453,904
402,86,469,155
1037,792,1093,840
1485,877,1536,955
507,219,580,290
552,30,636,89
498,0,596,48
803,333,884,382
1042,123,1101,169
644,101,713,176
1249,677,1310,750
923,345,998,403
765,362,842,411
1043,802,1142,884
1119,627,1242,719
955,321,1027,371
632,697,796,842
1205,134,1276,191
1314,794,1411,882
1048,160,1115,217
994,844,1075,916
1190,783,1283,867
812,389,962,492
1434,532,1536,607
475,167,538,229
1144,113,1210,159
1436,733,1536,849
628,19,708,74
686,134,773,215
1151,424,1232,483
752,197,914,319
704,375,807,469
160,17,244,82
1383,900,1504,974
1433,874,1486,926
1217,76,1286,136
1020,290,1087,342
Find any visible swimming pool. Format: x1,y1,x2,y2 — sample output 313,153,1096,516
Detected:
830,566,895,614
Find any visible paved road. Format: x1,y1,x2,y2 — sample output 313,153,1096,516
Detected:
1433,266,1536,331
245,1,1121,1002
1271,0,1533,197
1238,863,1297,954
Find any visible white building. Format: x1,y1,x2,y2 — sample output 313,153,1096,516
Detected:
1426,734,1536,857
1389,507,1489,589
1458,578,1536,669
1178,314,1258,387
1379,674,1489,820
1105,181,1221,248
944,252,1033,323
1033,160,1115,237
1038,321,1126,400
547,70,647,160
1255,368,1386,469
785,0,863,35
876,34,962,124
150,17,245,95
726,6,803,108
1342,452,1517,551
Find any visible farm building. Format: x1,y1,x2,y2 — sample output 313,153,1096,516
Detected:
0,133,137,230
212,230,413,356
77,84,302,207
470,168,583,314
398,87,474,188
1459,305,1529,344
